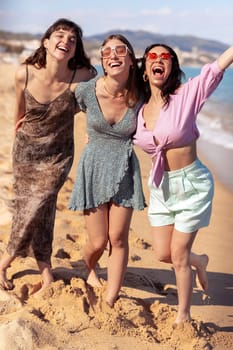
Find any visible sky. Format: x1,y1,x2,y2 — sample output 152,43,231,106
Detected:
1,0,233,45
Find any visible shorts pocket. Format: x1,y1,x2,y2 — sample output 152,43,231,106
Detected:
182,175,198,194
185,168,213,195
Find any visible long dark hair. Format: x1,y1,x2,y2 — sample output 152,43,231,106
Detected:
101,34,143,108
140,43,185,105
24,18,96,73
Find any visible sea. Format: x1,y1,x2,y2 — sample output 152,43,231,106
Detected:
183,66,233,191
96,65,233,191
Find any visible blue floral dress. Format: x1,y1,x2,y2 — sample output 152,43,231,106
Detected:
69,77,146,211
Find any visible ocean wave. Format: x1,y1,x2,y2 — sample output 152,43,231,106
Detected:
197,111,233,150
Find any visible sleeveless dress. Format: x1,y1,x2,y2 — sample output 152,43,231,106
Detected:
68,77,146,211
6,65,77,264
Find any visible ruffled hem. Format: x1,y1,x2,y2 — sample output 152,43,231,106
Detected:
68,140,146,211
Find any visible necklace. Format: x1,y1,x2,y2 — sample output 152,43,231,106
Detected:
103,78,125,98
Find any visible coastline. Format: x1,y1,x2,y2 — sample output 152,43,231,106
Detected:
198,139,233,192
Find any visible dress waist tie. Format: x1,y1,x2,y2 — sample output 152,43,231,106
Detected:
151,144,165,187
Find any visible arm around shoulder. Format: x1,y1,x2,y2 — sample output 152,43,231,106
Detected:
217,46,233,71
77,66,97,83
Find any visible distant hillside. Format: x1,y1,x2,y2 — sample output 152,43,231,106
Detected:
0,30,40,41
0,29,229,55
85,30,229,54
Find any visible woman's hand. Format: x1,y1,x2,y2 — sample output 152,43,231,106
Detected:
15,117,25,132
85,133,89,144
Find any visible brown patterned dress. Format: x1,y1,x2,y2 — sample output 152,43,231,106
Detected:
6,65,77,265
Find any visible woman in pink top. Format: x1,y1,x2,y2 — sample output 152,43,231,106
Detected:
134,44,233,324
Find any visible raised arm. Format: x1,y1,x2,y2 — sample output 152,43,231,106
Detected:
217,46,233,71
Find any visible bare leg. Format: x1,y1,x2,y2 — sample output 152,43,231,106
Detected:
190,252,209,291
0,251,15,290
171,229,197,324
151,226,206,324
29,260,54,296
84,204,109,288
106,203,133,307
37,260,54,289
151,225,174,263
152,228,209,291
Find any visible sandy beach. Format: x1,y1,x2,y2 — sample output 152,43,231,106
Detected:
0,61,233,350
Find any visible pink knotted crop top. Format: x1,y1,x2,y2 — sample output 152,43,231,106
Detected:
133,60,224,187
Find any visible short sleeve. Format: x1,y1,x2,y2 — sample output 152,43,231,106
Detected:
75,82,87,112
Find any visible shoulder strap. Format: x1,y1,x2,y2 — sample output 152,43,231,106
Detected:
69,70,76,87
24,64,29,89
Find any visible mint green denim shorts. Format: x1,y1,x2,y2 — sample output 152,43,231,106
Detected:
148,159,214,233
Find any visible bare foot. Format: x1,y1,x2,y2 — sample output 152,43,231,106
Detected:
30,279,54,298
196,254,209,291
86,270,102,288
174,312,191,325
173,318,191,328
29,268,54,297
106,296,119,308
29,281,43,296
0,270,13,290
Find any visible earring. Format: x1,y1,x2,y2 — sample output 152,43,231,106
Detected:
143,72,148,82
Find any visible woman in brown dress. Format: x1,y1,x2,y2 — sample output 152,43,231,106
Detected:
0,18,96,292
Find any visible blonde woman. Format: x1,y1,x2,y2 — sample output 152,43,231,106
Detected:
69,34,146,307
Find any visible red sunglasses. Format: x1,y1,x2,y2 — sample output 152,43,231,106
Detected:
146,52,173,60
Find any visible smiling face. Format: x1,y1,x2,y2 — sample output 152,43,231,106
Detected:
145,45,173,88
101,38,133,78
43,28,77,62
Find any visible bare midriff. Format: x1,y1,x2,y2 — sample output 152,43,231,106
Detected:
155,140,197,171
